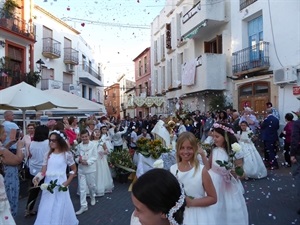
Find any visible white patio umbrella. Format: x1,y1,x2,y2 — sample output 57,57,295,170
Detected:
0,82,77,132
43,89,106,113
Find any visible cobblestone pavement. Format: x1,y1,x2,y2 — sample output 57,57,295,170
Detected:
15,165,299,225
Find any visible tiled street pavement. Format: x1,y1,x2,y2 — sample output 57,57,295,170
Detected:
15,167,299,225
16,178,134,225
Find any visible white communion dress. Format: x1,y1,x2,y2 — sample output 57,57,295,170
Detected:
238,130,267,179
170,163,217,225
209,147,249,225
0,174,15,225
34,152,78,225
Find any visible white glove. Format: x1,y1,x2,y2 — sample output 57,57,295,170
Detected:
32,172,45,186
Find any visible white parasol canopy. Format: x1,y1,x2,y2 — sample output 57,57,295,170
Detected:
43,89,106,113
0,82,77,132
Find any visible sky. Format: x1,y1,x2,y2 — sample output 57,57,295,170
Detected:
35,0,165,85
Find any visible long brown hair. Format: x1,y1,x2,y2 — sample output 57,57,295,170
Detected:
47,130,69,159
175,132,199,173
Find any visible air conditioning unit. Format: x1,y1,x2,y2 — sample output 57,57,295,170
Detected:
273,66,297,84
66,64,75,73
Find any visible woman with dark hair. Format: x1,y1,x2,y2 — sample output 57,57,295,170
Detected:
24,125,50,217
200,123,249,225
32,130,78,225
131,168,185,225
280,113,294,167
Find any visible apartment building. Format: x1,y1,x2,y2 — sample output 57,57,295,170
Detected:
133,47,151,118
0,0,36,89
230,0,300,122
104,83,121,119
150,0,300,121
33,5,105,113
151,0,231,115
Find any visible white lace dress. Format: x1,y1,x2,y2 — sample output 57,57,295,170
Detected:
0,174,15,225
238,131,267,179
34,152,78,225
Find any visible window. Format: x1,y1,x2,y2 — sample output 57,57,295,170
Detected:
240,85,252,96
145,82,149,96
138,60,142,76
204,35,222,54
89,87,92,100
161,34,165,59
139,84,142,95
166,23,171,49
144,56,147,73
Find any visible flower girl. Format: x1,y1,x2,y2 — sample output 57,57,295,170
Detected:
33,130,78,225
200,123,249,225
238,121,267,179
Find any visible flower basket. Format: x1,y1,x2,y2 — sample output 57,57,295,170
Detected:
108,150,136,182
136,138,171,159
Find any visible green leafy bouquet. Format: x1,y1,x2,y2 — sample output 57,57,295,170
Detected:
40,179,68,194
216,143,244,177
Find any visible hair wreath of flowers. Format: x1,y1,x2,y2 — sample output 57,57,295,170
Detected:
50,130,67,140
213,123,235,134
167,182,185,225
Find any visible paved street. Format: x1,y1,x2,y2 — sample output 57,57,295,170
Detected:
15,164,299,225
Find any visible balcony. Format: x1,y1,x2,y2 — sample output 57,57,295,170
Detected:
78,63,102,86
232,41,270,77
182,54,226,93
240,0,257,10
0,16,35,40
41,79,63,90
42,37,61,59
181,0,226,39
64,48,79,65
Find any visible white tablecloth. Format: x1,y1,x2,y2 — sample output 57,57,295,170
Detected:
134,151,176,178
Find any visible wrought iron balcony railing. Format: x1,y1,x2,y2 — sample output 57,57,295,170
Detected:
240,0,257,10
64,48,79,65
0,16,35,40
42,37,61,58
232,41,270,75
81,63,101,81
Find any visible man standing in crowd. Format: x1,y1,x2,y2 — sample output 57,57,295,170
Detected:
261,108,280,170
290,113,300,215
266,102,280,120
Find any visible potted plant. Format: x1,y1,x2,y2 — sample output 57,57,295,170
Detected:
25,71,41,87
0,0,19,18
0,0,19,29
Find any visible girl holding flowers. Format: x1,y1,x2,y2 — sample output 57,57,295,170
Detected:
200,122,249,225
33,130,78,225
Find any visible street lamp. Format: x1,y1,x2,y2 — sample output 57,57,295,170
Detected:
36,59,45,72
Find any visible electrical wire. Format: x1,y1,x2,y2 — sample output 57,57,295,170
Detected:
267,0,284,67
61,17,150,29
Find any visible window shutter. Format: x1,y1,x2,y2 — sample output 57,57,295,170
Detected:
216,35,222,54
166,23,171,49
204,41,210,53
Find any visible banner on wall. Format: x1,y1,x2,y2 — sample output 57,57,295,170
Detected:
133,97,165,108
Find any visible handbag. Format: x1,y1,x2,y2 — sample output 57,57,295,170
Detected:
19,158,30,181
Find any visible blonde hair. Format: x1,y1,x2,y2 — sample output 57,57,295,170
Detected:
175,132,199,174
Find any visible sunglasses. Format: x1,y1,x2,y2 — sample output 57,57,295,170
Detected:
49,139,57,143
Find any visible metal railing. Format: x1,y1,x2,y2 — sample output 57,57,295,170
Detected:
64,48,79,65
240,0,257,10
0,16,35,40
42,37,61,57
81,63,101,81
232,41,270,74
182,1,201,24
